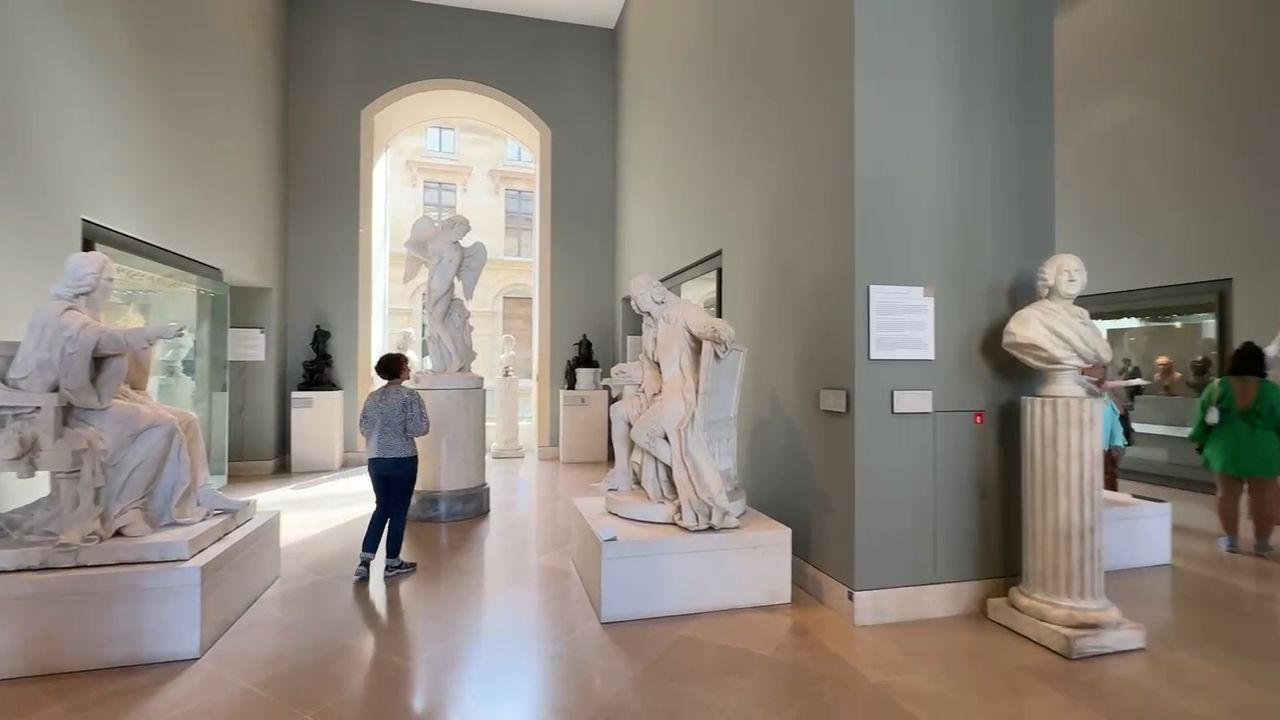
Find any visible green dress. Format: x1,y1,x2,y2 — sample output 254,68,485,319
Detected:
1188,378,1280,478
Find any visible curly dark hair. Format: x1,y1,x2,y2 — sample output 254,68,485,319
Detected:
1226,342,1268,378
374,352,409,381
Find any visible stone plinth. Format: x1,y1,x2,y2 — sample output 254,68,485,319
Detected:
490,375,524,459
408,373,488,522
570,497,790,623
0,512,281,679
989,396,1145,657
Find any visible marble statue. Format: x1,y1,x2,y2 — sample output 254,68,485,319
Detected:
602,275,746,531
394,327,421,373
402,215,487,375
1002,253,1112,397
298,325,339,391
564,334,600,390
0,251,246,547
499,334,517,378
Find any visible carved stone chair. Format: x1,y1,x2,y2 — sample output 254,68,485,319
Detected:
696,340,747,513
0,341,76,476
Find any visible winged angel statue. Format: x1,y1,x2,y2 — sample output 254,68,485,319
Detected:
403,215,487,375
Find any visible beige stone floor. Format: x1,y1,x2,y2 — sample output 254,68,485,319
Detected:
3,460,1279,719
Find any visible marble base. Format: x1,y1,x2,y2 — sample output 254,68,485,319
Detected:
559,390,608,463
290,390,344,472
0,503,257,572
407,485,490,523
491,446,525,459
987,597,1146,659
411,381,486,522
604,488,748,525
1103,490,1172,571
570,496,791,622
0,512,281,680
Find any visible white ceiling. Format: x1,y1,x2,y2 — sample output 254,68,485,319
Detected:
411,0,626,29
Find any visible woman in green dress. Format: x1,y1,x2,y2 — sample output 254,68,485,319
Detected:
1189,342,1280,555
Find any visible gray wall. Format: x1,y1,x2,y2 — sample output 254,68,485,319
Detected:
616,0,859,587
0,0,288,465
229,287,287,462
852,0,1055,590
1056,0,1280,349
285,0,616,449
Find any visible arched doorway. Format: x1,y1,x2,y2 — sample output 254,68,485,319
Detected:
358,80,551,452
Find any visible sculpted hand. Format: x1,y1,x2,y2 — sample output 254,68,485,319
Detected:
148,324,185,343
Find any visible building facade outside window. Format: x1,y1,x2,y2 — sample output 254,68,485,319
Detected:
426,125,456,154
422,181,457,222
505,138,533,164
504,188,535,259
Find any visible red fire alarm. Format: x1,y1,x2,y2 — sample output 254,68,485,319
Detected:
974,411,986,426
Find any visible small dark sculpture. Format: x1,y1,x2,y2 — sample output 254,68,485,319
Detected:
1187,355,1214,394
298,324,340,391
563,333,599,390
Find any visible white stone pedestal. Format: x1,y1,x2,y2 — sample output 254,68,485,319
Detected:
988,396,1146,658
290,390,344,472
0,512,281,680
569,496,791,622
490,375,525,459
560,390,608,463
1103,490,1172,571
408,373,488,522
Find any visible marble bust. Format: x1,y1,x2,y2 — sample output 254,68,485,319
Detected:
499,334,517,378
1003,254,1112,396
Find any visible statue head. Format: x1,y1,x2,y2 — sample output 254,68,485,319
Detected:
440,214,471,240
628,274,670,316
1036,253,1087,301
51,251,116,313
501,334,516,353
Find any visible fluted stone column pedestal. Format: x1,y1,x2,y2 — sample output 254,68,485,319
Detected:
988,395,1146,659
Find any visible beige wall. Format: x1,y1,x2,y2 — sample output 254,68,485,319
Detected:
1056,0,1280,348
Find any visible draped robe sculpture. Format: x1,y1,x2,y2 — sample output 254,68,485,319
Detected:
0,252,246,546
603,275,746,531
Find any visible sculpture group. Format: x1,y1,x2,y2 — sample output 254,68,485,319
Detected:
0,251,246,549
601,275,747,531
402,214,487,376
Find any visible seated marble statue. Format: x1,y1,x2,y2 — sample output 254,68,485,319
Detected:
0,251,245,546
603,275,746,531
1003,254,1112,395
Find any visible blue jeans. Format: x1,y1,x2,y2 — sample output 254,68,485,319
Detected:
361,456,417,559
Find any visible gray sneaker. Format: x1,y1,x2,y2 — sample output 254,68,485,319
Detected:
354,560,371,582
384,559,418,579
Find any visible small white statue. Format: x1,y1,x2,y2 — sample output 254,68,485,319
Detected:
1002,253,1112,396
0,251,246,545
603,275,746,531
402,215,487,375
393,327,421,372
499,334,518,378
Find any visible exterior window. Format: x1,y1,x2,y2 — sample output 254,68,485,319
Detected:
504,189,535,259
422,181,457,221
502,296,534,379
505,138,533,164
426,126,456,154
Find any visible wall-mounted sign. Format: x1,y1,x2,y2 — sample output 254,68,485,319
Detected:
869,285,935,361
228,327,266,362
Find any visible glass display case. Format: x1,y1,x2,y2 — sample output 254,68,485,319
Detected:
1080,280,1231,493
84,222,231,487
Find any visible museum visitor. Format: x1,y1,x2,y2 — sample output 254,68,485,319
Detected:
1189,342,1280,557
355,352,430,581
